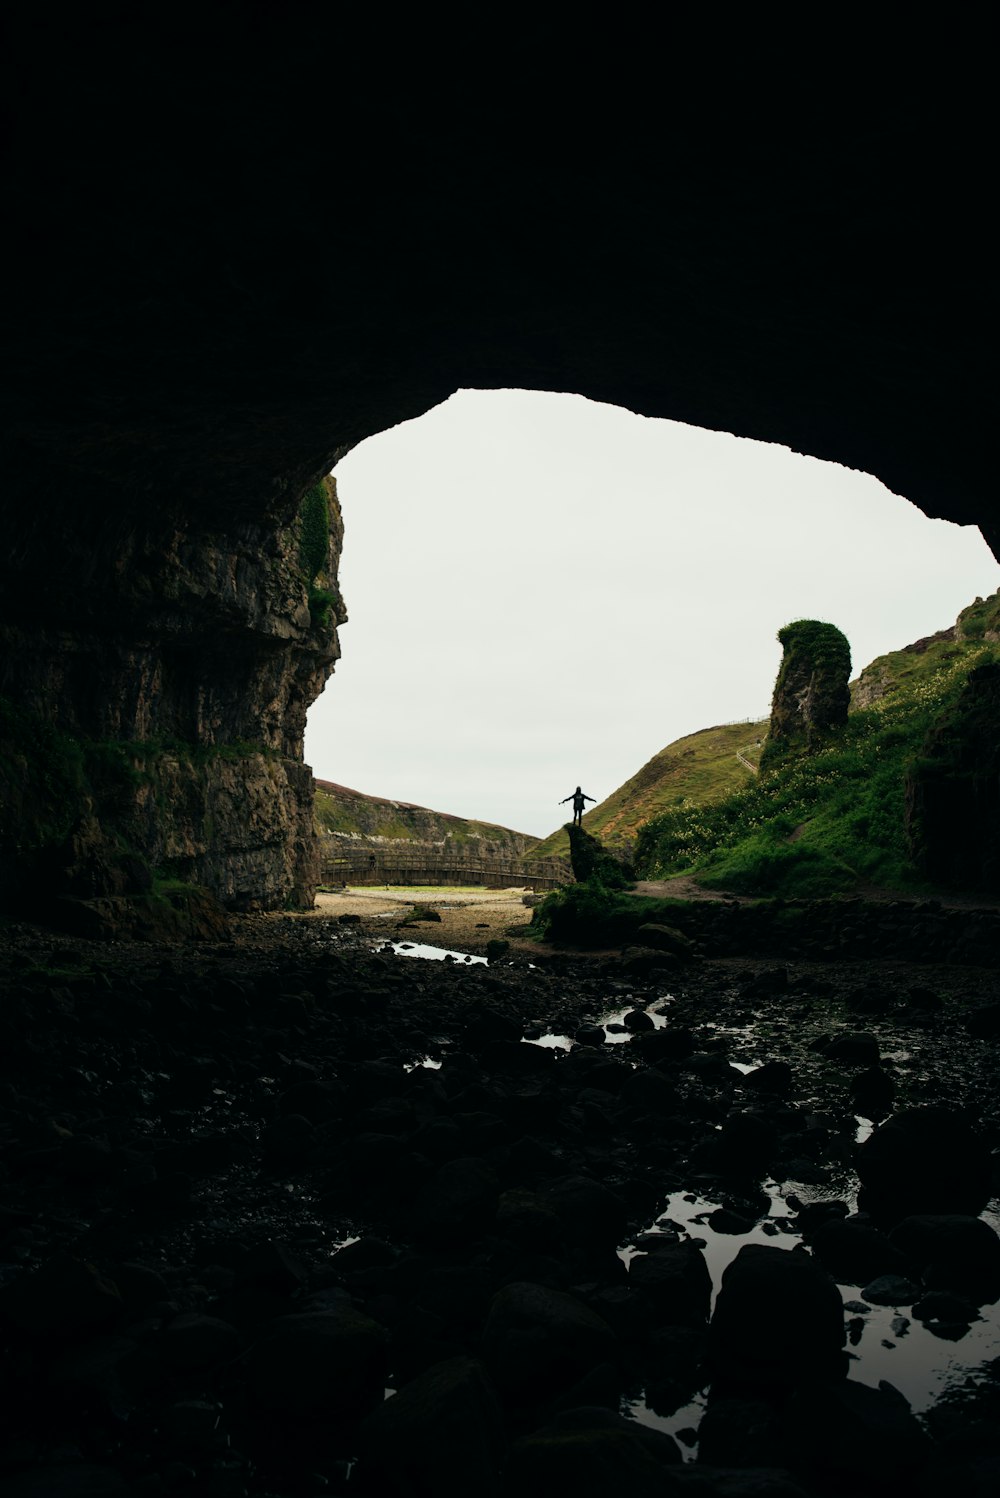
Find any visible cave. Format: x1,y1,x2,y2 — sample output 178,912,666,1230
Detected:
1,19,999,1494
1,18,996,918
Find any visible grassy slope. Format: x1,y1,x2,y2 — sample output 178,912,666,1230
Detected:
526,720,768,862
635,593,1000,897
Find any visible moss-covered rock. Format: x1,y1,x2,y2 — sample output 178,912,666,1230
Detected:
761,619,851,770
567,825,633,887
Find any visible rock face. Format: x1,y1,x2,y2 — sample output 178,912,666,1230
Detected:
761,621,851,770
0,478,345,912
0,20,996,912
906,658,1000,891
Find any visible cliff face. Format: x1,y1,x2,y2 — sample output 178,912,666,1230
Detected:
1,478,346,916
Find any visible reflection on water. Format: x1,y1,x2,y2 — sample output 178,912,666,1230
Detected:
622,1185,1000,1456
379,941,488,965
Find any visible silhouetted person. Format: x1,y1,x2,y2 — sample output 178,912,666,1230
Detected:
561,786,595,826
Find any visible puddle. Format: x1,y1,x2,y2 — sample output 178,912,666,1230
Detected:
378,941,487,965
620,1184,1000,1455
523,1003,672,1053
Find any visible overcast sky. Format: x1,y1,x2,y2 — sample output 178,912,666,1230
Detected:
304,390,1000,838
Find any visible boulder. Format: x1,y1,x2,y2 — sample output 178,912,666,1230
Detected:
823,1032,881,1065
481,1282,616,1402
357,1356,505,1497
709,1245,845,1386
248,1307,388,1421
889,1214,1000,1290
628,1240,712,1327
412,1157,500,1243
742,1061,794,1096
780,1378,932,1485
807,1217,906,1284
857,1107,993,1217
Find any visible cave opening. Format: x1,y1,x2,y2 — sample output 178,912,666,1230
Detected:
305,387,1000,844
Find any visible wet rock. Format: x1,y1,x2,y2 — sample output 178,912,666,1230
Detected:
860,1275,920,1306
705,1209,754,1235
697,1397,781,1468
857,1106,993,1217
781,1378,932,1486
808,1217,906,1283
331,1237,396,1273
618,1068,677,1116
742,1061,794,1096
628,1240,712,1326
504,1419,670,1497
911,1290,979,1325
965,1001,1000,1038
0,1466,128,1496
709,1244,846,1386
248,1306,388,1421
850,1067,896,1116
713,1112,779,1175
481,1281,617,1402
483,1039,556,1074
464,1006,523,1046
235,1238,307,1294
0,1252,123,1336
635,923,695,958
622,946,683,976
111,1262,170,1316
413,1156,500,1242
741,967,789,997
631,1027,695,1064
357,1355,505,1497
575,1025,607,1048
788,1198,848,1233
623,1007,655,1031
541,1175,627,1252
258,1111,316,1166
496,1189,565,1252
157,1312,240,1373
823,1032,881,1065
889,1214,1000,1288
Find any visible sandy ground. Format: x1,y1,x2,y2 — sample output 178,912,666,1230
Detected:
302,886,537,952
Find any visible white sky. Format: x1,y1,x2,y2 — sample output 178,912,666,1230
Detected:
304,389,1000,838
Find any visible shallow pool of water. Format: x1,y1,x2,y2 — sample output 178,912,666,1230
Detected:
379,941,487,965
621,1184,1000,1455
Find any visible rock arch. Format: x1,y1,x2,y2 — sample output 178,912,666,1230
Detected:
1,17,994,913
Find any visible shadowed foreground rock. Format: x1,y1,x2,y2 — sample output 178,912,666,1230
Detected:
709,1245,846,1387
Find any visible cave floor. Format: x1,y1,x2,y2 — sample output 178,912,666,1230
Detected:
0,907,998,1495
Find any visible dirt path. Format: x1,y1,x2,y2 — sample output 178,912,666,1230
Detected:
303,886,536,952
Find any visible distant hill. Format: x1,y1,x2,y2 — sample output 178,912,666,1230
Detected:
526,719,769,863
634,591,1000,896
314,779,538,858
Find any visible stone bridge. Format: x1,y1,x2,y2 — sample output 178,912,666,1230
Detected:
320,843,570,891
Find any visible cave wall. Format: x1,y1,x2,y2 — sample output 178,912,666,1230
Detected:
0,15,995,915
1,477,346,914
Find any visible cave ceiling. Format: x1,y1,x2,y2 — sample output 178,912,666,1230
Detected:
2,16,995,560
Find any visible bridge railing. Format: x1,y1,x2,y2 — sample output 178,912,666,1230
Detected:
319,843,571,890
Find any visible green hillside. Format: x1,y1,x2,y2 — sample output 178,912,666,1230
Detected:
526,719,769,863
635,592,1000,897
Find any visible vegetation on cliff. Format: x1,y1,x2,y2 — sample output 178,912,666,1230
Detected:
636,612,1000,897
297,476,346,632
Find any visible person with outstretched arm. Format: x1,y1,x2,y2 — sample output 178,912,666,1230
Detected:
560,786,595,826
